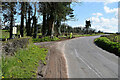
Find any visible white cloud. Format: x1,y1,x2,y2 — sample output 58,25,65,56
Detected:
80,0,119,2
104,6,118,14
91,17,100,23
90,13,118,33
91,13,102,23
104,0,119,5
92,13,103,17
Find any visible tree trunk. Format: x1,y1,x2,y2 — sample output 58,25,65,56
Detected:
25,3,28,36
10,7,14,38
56,20,61,35
20,2,24,37
33,17,38,38
10,14,13,38
33,3,38,38
47,14,54,36
51,21,54,37
42,13,46,36
28,5,31,36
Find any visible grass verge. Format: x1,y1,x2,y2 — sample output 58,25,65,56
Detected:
2,42,48,78
94,37,120,57
0,30,9,39
74,33,104,38
32,36,61,43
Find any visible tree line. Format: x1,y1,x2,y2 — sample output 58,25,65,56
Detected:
2,2,74,38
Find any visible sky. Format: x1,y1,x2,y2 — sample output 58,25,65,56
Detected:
66,2,118,33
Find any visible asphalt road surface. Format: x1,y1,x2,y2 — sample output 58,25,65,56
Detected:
63,36,119,78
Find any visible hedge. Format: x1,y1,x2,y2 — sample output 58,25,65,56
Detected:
94,37,120,57
2,38,31,55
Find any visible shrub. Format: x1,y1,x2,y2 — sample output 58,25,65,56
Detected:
32,36,60,43
2,38,31,55
101,34,120,42
94,37,120,56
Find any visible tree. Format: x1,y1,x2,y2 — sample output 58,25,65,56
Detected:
38,3,48,36
38,2,74,37
2,2,17,38
26,3,33,36
20,2,25,37
33,2,38,38
85,20,91,34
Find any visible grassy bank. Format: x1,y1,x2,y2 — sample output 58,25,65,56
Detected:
94,36,120,56
0,30,9,39
32,36,61,43
2,42,48,78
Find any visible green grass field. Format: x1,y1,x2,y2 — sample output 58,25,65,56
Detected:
2,43,48,78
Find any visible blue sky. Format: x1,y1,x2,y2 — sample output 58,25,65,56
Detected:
66,2,118,33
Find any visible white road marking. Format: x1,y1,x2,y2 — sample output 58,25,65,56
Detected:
74,48,103,78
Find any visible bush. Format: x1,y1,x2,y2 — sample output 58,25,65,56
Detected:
101,34,120,42
94,37,120,56
2,38,31,55
32,36,60,43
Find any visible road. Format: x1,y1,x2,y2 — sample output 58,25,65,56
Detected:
62,36,119,78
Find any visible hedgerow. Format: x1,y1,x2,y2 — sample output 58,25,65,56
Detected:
94,37,120,57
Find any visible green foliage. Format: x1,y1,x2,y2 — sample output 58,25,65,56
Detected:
102,34,120,42
32,36,60,43
94,37,120,56
74,33,104,38
2,43,48,78
0,30,9,38
69,33,73,39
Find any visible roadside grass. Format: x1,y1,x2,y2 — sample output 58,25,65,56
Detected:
32,36,61,43
94,37,120,56
2,42,48,78
0,57,2,79
0,30,9,39
58,35,66,38
32,33,104,43
74,33,104,38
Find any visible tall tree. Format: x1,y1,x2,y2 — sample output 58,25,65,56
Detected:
38,2,74,37
38,3,49,36
33,2,38,38
20,2,25,37
85,20,91,34
25,2,28,36
2,2,17,38
27,3,33,36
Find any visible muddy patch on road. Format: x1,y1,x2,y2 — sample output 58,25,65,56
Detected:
35,41,68,78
